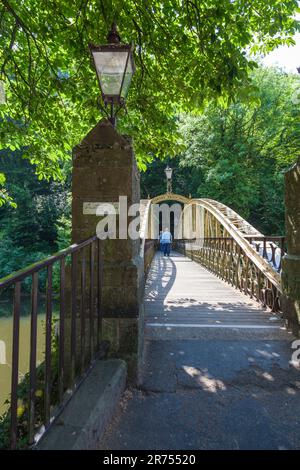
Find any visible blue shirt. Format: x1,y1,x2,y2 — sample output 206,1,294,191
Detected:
161,231,172,243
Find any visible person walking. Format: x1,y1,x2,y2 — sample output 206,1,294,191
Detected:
161,227,172,257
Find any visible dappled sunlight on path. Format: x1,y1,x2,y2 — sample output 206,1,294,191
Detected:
99,251,300,451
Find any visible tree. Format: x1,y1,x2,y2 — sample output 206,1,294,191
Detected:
0,150,70,277
142,67,300,235
0,0,299,186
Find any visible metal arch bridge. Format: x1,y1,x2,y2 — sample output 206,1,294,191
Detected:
140,192,285,315
101,194,295,452
0,191,287,449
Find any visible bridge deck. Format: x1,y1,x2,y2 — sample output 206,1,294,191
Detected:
144,251,282,336
99,251,300,451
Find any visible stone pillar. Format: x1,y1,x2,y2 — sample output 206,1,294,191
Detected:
72,119,143,377
281,158,300,337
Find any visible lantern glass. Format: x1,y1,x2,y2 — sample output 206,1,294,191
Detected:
91,46,134,102
121,57,133,98
165,166,173,180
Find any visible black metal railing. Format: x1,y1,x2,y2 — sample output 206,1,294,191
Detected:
0,235,103,449
244,236,286,272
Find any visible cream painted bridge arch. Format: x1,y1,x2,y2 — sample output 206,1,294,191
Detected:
140,192,264,241
148,192,194,240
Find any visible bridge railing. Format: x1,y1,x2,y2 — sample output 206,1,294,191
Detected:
143,239,157,276
0,236,104,449
244,236,286,273
139,199,157,277
176,237,282,314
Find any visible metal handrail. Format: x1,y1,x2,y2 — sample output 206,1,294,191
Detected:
245,236,286,273
0,235,103,449
177,237,283,313
0,235,99,289
188,199,282,293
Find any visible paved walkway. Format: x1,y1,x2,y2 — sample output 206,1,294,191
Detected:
99,252,300,450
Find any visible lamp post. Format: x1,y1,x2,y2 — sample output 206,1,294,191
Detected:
164,165,173,193
89,23,135,127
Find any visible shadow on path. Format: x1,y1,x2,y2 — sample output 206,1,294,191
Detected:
98,251,300,450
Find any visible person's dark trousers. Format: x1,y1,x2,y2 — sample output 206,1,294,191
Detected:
164,242,171,256
160,242,164,252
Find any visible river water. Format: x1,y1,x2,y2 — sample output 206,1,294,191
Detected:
0,299,48,416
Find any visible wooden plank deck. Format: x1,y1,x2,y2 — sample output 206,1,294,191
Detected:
99,252,299,451
144,251,285,337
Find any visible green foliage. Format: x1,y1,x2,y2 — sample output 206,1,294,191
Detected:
52,212,72,291
55,212,72,251
0,151,70,282
0,0,299,177
140,154,202,198
0,172,16,207
142,67,300,235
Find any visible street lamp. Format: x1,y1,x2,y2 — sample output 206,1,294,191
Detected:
89,23,135,127
164,165,173,193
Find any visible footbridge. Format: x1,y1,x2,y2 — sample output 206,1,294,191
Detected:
98,193,300,451
0,120,299,450
140,193,283,314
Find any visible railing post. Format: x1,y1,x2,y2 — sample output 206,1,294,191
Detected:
70,252,77,388
28,272,38,446
230,238,234,286
58,258,65,403
89,241,95,360
80,247,86,373
45,265,53,427
97,239,103,350
10,282,21,449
